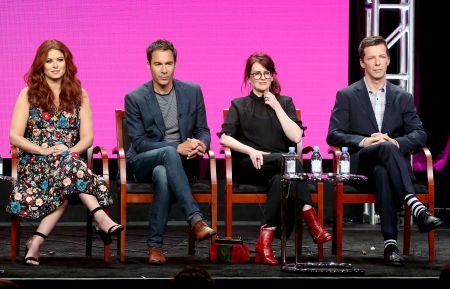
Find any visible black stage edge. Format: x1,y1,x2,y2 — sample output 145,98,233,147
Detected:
8,277,445,289
1,224,449,288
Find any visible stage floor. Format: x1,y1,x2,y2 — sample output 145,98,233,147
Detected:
1,223,449,287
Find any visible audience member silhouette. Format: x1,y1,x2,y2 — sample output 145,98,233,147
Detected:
170,266,215,289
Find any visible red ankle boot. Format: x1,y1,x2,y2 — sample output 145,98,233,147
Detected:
255,226,279,265
303,208,332,244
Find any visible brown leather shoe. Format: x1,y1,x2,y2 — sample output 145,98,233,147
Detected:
191,220,216,241
147,246,166,265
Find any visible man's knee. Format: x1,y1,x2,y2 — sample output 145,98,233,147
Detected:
161,146,180,160
379,142,398,154
152,165,168,184
161,146,178,155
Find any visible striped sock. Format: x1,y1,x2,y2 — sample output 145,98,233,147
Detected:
404,194,426,218
384,239,397,249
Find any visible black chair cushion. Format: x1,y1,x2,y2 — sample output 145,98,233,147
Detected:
342,182,428,194
126,180,212,194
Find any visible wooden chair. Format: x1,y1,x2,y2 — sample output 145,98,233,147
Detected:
328,146,436,262
10,145,112,262
113,109,218,263
221,108,326,261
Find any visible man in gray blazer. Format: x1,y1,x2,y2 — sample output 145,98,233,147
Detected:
327,36,442,266
125,39,216,265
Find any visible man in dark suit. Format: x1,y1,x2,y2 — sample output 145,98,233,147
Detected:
125,39,216,265
327,36,443,266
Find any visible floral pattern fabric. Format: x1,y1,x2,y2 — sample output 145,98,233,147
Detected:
6,106,112,219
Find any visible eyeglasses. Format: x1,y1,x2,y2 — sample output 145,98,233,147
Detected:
250,71,272,80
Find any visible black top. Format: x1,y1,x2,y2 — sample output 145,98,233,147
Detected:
218,91,304,159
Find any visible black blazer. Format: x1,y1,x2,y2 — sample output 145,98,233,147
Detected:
327,78,427,172
124,79,211,162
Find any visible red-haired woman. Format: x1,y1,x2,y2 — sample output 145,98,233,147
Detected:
6,39,123,266
218,52,331,265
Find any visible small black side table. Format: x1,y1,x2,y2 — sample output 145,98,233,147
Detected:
280,173,367,274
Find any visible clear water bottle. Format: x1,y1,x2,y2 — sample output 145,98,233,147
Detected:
283,146,297,178
0,154,3,177
311,145,322,178
339,147,350,177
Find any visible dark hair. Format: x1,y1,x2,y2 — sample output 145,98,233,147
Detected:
146,39,177,63
25,39,82,112
243,52,281,96
358,36,390,59
441,263,450,280
171,266,215,289
0,279,21,289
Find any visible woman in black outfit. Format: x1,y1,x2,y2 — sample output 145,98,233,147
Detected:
218,52,331,265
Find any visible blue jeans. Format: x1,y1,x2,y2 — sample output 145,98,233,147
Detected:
129,146,203,247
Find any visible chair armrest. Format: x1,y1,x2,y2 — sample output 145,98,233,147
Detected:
112,146,127,186
302,146,313,154
328,146,341,173
415,146,434,189
10,145,18,180
91,146,110,188
300,145,315,166
221,146,233,186
206,149,217,187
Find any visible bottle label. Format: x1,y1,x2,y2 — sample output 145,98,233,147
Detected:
340,160,350,174
311,160,322,174
286,159,296,175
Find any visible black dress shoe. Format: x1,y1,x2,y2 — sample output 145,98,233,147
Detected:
416,210,444,233
384,244,405,266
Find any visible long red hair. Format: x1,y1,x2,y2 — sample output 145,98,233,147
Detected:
25,39,82,112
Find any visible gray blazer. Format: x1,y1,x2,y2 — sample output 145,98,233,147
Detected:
124,79,211,162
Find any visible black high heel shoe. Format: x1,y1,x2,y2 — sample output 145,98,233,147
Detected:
24,231,47,266
91,206,124,245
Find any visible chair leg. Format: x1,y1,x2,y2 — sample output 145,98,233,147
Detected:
188,231,195,255
103,207,111,263
428,205,435,262
85,209,93,257
428,228,435,262
403,205,435,262
295,214,303,264
403,207,412,256
335,183,344,262
316,182,324,262
86,207,111,262
11,216,20,262
210,192,218,252
119,205,126,263
225,194,233,238
332,190,337,256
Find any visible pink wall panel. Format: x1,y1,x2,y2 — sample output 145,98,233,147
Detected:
0,0,348,157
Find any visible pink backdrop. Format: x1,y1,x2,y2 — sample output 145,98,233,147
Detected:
0,0,348,157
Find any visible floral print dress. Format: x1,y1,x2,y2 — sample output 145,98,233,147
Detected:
6,106,112,219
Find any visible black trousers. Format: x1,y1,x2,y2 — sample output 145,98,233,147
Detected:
234,153,312,239
357,142,415,240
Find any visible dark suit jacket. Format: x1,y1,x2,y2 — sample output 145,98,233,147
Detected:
326,78,427,172
125,79,211,162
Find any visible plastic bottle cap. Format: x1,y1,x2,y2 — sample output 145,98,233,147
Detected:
342,147,348,152
289,147,295,153
313,145,319,151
